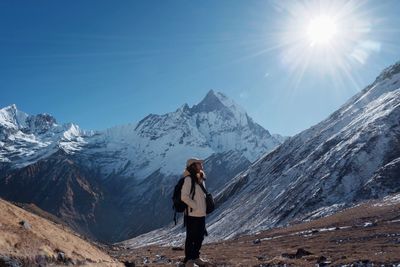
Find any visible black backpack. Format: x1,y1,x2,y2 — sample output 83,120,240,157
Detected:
172,176,195,225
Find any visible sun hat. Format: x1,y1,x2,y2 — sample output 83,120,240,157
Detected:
186,158,204,167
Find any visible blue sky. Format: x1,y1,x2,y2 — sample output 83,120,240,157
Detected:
1,0,400,136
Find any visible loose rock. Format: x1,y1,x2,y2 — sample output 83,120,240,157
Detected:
57,251,66,262
18,220,31,230
282,248,313,259
317,255,331,266
142,257,150,264
0,256,22,267
123,260,135,267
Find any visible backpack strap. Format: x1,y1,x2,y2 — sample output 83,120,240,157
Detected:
188,176,196,213
174,211,177,225
198,182,209,194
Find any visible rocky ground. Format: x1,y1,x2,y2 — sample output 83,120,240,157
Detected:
0,198,123,266
110,195,400,267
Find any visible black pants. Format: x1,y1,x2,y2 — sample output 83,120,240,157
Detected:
184,216,206,262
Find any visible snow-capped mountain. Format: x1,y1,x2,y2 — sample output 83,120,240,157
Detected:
78,90,282,180
0,104,91,170
122,61,400,248
0,90,284,242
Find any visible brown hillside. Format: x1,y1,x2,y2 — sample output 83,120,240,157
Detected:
0,198,123,266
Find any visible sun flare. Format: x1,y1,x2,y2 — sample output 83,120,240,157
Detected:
307,15,338,46
269,0,379,92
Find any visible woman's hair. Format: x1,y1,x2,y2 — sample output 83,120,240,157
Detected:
186,164,198,179
186,164,205,181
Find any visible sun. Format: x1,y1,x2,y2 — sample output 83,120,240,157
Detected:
306,15,338,46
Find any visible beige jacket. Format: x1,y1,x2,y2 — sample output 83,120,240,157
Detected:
181,175,207,217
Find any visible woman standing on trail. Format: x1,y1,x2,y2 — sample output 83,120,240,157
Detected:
181,158,211,267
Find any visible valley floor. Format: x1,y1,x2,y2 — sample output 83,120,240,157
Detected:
110,196,400,267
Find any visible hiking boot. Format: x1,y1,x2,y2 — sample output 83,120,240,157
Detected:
194,258,211,266
185,260,199,267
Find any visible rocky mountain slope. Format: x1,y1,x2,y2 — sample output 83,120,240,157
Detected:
0,150,107,241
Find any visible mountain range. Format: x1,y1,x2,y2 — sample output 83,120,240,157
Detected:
0,90,285,242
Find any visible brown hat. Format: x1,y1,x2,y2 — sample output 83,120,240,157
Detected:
186,158,204,167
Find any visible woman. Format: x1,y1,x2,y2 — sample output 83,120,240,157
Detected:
181,158,211,267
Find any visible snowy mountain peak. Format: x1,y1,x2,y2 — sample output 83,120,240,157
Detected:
0,104,29,129
191,90,223,113
191,90,243,114
0,105,59,133
4,104,17,112
176,103,190,114
190,90,249,127
375,60,400,83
